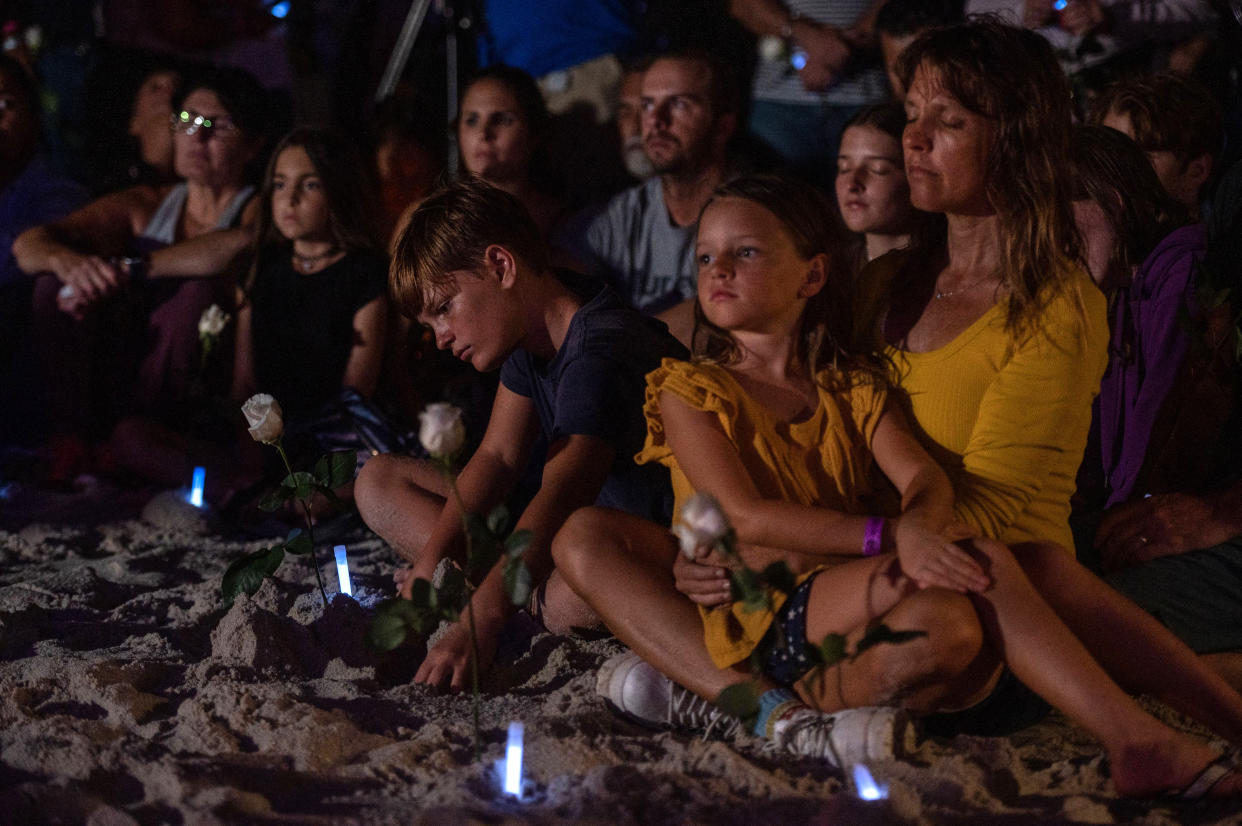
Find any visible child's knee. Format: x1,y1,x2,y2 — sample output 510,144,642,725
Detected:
354,454,400,522
882,588,983,675
550,507,608,588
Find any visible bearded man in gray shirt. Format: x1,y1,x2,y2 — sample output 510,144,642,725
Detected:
582,49,737,346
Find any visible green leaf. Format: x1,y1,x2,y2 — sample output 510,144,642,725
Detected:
439,566,467,611
485,504,510,536
397,582,445,635
816,633,848,668
854,624,927,658
761,561,797,596
716,529,740,563
408,577,435,611
714,681,760,728
730,568,770,613
312,484,344,506
504,529,533,558
366,599,411,651
258,486,291,512
464,512,501,577
280,529,312,556
503,556,532,608
741,590,770,613
314,450,357,489
221,545,285,606
464,511,495,547
286,471,316,501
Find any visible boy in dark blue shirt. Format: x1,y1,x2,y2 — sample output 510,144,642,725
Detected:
356,178,686,690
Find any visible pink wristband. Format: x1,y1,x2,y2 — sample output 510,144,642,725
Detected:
863,517,884,557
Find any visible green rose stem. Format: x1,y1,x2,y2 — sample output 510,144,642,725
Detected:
442,466,484,761
200,336,214,373
275,439,330,607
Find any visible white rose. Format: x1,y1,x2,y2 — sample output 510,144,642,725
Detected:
199,304,231,337
419,402,466,459
241,393,284,444
673,492,731,559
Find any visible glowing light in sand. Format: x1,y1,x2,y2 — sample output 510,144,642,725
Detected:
188,466,206,508
333,545,353,596
503,721,524,796
853,763,888,801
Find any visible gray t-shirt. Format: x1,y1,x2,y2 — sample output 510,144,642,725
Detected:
583,176,697,313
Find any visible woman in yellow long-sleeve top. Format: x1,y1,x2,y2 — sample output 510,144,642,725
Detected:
856,22,1109,552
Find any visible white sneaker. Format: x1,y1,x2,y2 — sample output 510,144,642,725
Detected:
770,705,912,768
596,650,741,739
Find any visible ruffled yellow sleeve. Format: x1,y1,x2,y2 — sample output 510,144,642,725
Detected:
636,358,739,470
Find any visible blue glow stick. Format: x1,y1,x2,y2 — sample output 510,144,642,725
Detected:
504,721,524,796
334,545,353,596
853,763,888,800
189,466,206,508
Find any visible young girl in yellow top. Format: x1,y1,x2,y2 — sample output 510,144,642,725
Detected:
553,174,1242,799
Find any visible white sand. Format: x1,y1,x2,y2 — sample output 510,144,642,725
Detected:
1,483,1239,825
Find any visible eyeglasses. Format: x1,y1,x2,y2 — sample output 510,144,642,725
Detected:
170,109,240,137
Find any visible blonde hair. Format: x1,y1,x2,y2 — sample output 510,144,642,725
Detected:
389,177,548,318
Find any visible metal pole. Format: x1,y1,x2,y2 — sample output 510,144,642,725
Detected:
375,0,435,102
446,24,459,176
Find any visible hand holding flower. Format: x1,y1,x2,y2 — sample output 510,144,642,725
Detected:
672,491,732,559
673,550,732,607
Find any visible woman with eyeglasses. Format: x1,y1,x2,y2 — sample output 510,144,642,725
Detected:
14,66,269,484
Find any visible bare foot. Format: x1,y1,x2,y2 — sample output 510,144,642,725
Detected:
1111,736,1242,798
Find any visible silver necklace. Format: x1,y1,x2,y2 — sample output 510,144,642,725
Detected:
291,246,340,274
933,274,993,300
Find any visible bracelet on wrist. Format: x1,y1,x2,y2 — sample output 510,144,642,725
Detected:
863,517,885,557
118,254,150,285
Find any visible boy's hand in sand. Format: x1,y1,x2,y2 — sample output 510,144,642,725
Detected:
414,612,503,692
893,515,990,593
